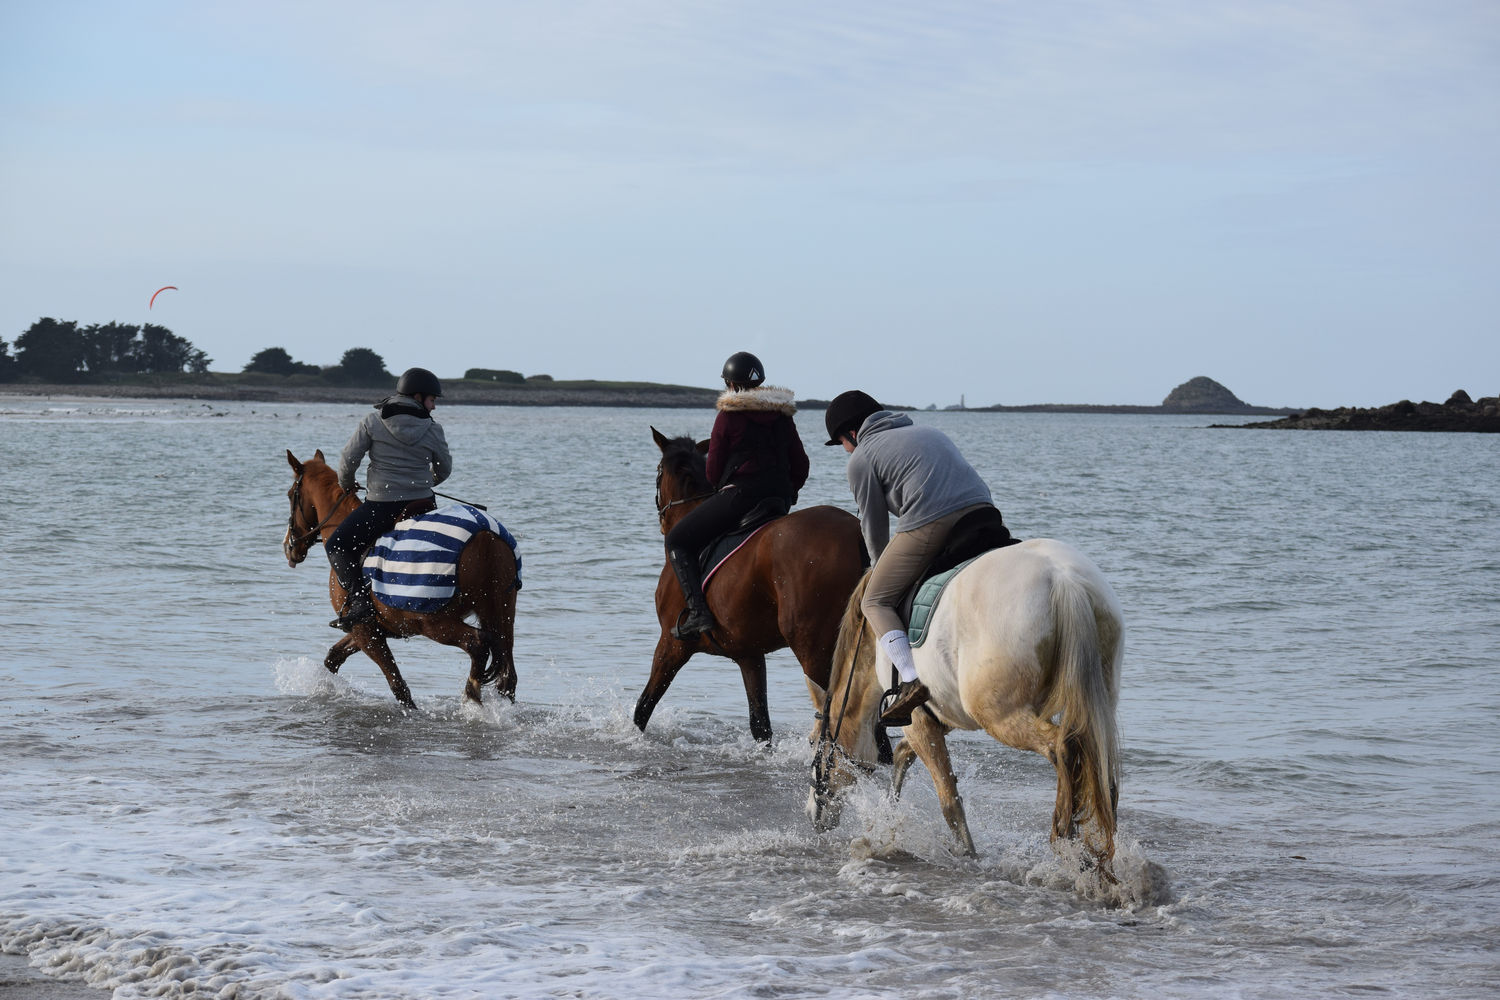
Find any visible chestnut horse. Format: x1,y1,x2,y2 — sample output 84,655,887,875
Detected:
638,429,869,744
283,449,519,708
808,541,1123,871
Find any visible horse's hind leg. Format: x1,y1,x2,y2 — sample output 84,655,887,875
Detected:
903,711,975,856
735,654,772,744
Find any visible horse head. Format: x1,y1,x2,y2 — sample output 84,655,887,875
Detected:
805,569,883,831
283,449,332,567
650,427,712,533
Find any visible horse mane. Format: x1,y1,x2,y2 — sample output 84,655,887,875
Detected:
829,568,875,691
659,435,711,493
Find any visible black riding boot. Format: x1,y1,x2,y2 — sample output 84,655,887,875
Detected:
666,547,716,639
328,548,378,632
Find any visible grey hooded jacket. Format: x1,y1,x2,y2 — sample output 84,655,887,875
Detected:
845,410,993,560
338,395,452,501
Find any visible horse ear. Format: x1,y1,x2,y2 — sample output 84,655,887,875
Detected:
313,448,326,463
651,426,670,452
695,439,710,454
286,450,303,473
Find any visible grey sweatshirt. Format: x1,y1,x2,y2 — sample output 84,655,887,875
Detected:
846,410,993,560
338,395,452,501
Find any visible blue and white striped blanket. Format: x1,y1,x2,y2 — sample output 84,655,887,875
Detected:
362,503,522,613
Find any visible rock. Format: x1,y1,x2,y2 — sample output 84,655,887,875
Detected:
1234,389,1500,433
1161,376,1250,412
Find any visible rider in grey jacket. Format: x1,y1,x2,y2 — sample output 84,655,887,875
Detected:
327,367,451,631
825,390,995,725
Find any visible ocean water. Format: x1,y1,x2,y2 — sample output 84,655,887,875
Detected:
2,396,1497,999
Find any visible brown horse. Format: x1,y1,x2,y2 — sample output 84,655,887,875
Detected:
638,428,869,743
283,449,519,709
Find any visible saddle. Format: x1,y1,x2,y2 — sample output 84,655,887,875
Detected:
698,496,789,585
900,506,1021,645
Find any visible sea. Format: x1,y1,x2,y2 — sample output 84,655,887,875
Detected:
1,396,1497,1000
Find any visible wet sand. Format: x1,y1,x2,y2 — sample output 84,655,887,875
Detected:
0,953,102,998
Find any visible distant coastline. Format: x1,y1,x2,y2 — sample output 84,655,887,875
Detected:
0,373,1300,415
1223,389,1499,433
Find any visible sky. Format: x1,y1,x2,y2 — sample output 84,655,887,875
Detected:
2,1,1496,409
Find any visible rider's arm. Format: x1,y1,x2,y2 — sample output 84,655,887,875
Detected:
847,450,890,560
338,418,372,492
428,422,452,487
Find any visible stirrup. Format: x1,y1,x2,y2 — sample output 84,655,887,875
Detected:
671,606,716,640
879,680,929,727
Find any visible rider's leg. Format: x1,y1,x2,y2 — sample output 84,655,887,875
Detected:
861,511,971,724
326,500,408,629
663,488,752,638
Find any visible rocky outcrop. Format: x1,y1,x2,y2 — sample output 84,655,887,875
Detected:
1161,376,1250,412
1235,390,1500,433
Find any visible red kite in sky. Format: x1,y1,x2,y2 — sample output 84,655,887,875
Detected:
149,285,177,309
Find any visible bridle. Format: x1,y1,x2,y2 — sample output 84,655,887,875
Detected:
810,626,875,799
286,471,352,554
654,462,713,526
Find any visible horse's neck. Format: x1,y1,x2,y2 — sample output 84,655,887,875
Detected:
311,473,357,526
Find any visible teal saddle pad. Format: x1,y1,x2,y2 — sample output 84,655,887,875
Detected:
907,555,980,648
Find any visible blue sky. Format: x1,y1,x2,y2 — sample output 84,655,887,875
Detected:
2,1,1495,407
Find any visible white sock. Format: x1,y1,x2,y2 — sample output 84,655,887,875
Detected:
879,630,919,684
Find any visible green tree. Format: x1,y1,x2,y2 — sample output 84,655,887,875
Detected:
127,324,210,373
244,346,317,375
464,368,525,384
328,347,391,385
81,322,141,374
15,318,84,380
0,337,14,381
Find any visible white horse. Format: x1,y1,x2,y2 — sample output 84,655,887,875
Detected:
807,539,1124,869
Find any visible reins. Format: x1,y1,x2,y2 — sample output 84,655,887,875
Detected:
287,473,353,550
654,463,713,525
811,625,875,795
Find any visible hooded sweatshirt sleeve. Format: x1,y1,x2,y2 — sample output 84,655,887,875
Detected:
338,415,374,492
427,421,452,487
847,449,891,560
784,416,810,491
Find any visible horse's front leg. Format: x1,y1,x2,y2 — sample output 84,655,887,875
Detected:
903,711,975,856
734,654,772,744
634,633,691,733
889,735,919,800
349,629,416,709
325,636,359,674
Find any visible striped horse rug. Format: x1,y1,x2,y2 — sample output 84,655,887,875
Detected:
362,503,522,614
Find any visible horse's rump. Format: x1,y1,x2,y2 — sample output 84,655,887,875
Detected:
364,503,522,613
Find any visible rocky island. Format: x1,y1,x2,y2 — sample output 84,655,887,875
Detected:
1227,390,1500,433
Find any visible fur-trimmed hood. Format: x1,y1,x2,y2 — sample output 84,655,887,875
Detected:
716,385,796,415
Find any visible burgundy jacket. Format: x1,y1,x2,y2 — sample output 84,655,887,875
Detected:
705,386,809,497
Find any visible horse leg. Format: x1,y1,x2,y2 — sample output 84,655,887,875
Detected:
350,631,416,709
325,636,358,674
904,710,976,856
634,635,691,732
468,540,519,703
735,654,772,744
889,735,918,800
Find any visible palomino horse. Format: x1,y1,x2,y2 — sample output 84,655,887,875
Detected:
283,449,519,709
638,429,869,743
808,539,1124,869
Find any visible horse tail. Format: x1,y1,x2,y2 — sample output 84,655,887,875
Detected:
1042,570,1121,861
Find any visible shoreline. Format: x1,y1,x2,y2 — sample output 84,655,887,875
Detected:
0,382,1298,415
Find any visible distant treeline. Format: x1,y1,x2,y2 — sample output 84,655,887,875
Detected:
1,319,566,389
1,318,210,381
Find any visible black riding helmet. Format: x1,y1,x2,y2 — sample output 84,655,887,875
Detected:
824,389,882,445
396,367,443,398
721,351,765,389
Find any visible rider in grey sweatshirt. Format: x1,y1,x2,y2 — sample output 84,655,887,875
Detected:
338,396,452,501
844,409,992,561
